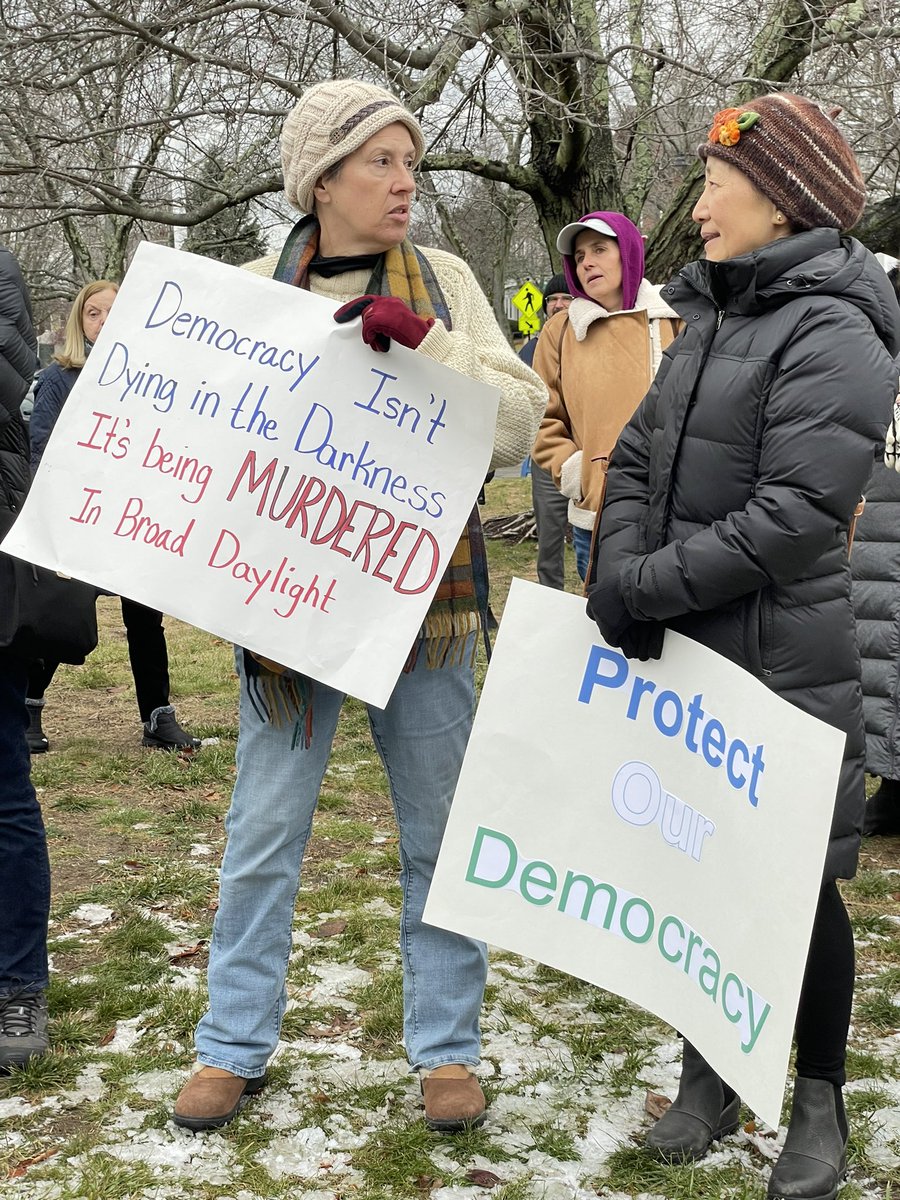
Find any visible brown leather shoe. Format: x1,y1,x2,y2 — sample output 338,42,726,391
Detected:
173,1066,267,1131
421,1065,486,1132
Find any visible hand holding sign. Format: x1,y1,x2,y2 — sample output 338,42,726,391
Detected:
334,295,435,352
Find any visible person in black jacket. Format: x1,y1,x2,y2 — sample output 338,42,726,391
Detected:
0,244,49,1069
519,275,572,589
26,281,199,754
587,95,900,1200
850,265,900,837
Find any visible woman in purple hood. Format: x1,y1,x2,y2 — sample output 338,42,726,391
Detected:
531,212,680,579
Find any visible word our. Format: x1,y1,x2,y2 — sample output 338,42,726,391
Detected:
578,645,766,806
612,760,715,862
466,826,771,1054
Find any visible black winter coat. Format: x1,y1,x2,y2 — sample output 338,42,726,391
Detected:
596,230,900,880
850,462,900,780
0,245,38,651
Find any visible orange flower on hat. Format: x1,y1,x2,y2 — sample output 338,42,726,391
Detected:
708,108,760,146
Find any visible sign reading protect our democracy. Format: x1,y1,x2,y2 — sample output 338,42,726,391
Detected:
423,580,845,1127
2,243,500,707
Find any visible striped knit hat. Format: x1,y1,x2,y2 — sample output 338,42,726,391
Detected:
699,92,865,232
281,80,425,214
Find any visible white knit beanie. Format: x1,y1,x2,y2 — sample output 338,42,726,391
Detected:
281,79,426,214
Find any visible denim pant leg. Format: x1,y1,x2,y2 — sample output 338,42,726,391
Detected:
572,526,592,581
367,640,488,1071
0,659,50,994
195,657,345,1076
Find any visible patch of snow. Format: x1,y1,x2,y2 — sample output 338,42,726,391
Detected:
169,965,204,990
100,1016,144,1054
96,1127,237,1184
126,1068,185,1100
110,1105,149,1131
305,962,371,1004
255,1126,354,1179
190,843,212,857
200,737,220,746
61,1062,107,1103
70,903,114,925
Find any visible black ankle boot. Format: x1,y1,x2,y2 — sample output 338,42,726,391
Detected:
645,1040,741,1161
25,699,49,754
863,778,900,836
767,1078,847,1200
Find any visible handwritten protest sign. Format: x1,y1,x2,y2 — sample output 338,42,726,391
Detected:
424,579,845,1127
3,243,499,706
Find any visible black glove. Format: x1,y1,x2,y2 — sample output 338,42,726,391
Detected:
587,570,665,662
618,621,665,662
585,570,633,646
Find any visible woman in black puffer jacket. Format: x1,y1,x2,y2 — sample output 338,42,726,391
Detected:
588,96,900,1200
0,244,50,1068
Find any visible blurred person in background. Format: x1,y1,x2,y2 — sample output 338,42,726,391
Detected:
532,213,679,582
519,275,573,589
26,281,199,754
850,263,900,837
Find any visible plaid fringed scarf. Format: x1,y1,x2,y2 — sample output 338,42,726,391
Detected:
241,215,490,740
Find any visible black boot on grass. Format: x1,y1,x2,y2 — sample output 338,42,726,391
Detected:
141,705,200,752
645,1040,741,1161
25,698,49,754
767,1077,847,1200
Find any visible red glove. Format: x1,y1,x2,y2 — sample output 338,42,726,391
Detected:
333,294,434,353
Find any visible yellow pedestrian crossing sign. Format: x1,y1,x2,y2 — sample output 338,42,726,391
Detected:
512,281,543,317
518,311,541,336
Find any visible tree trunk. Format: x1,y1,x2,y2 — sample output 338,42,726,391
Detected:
645,0,844,280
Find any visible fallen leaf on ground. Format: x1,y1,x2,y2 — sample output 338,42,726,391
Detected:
415,1175,443,1191
312,918,348,938
465,1168,503,1187
169,942,205,963
645,1091,672,1120
8,1148,59,1177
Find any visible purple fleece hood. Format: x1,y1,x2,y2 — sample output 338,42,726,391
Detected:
560,211,645,310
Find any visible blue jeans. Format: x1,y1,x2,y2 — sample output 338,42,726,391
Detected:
572,525,593,582
195,641,488,1077
0,658,49,995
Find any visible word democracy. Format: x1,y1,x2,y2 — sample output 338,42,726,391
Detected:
578,646,766,806
143,279,321,393
466,826,771,1054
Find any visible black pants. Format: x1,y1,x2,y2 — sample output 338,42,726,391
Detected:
794,879,855,1087
27,598,170,723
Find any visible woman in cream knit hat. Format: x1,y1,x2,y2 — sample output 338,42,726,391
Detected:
173,79,546,1136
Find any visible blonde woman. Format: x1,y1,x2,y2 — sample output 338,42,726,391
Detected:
26,281,199,754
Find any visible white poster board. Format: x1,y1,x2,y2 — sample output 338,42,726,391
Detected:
424,579,845,1127
2,243,499,707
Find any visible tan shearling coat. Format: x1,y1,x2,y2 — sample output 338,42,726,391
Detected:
532,280,680,529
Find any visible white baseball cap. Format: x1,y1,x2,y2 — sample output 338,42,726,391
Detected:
556,217,617,257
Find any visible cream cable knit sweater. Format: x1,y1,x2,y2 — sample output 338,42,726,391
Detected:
243,247,547,471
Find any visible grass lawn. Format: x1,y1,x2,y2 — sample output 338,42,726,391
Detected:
2,477,898,1199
